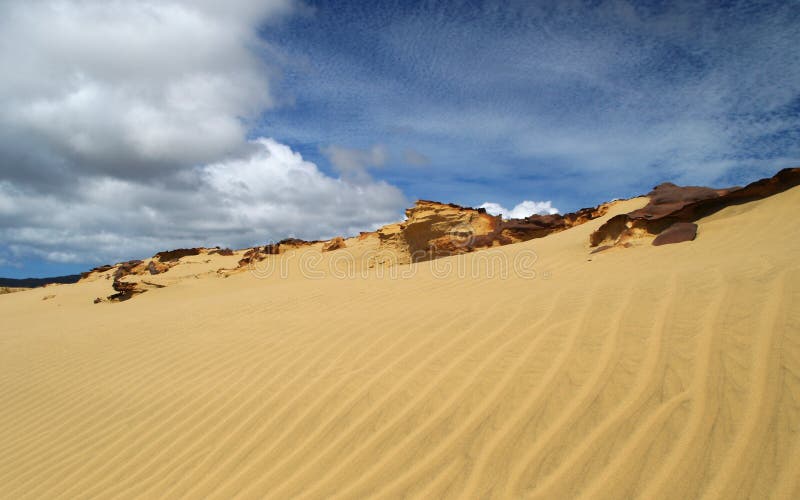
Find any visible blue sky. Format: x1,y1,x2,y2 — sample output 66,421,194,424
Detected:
1,0,798,278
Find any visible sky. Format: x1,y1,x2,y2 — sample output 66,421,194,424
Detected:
1,0,798,278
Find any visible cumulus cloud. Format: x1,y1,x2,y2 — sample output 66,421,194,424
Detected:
0,0,408,269
0,139,405,264
0,0,300,180
479,201,559,219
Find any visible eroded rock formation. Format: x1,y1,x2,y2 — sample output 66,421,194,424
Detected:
590,168,800,248
153,248,202,262
107,260,146,301
322,237,346,252
374,200,611,265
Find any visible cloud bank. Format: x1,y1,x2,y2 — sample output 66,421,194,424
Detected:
0,1,406,269
0,139,404,264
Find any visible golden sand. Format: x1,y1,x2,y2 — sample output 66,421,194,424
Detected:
0,188,798,499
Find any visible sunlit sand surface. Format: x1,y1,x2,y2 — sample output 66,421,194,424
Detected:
1,188,798,499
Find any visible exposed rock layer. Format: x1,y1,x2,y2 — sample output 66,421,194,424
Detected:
590,168,800,248
375,200,610,265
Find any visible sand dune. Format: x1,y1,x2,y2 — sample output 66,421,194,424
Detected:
1,188,799,499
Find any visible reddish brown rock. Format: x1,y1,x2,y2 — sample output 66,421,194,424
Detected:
147,260,172,275
107,278,143,302
80,264,114,280
375,200,612,265
209,248,234,256
105,260,147,301
237,247,266,268
652,223,698,246
279,238,317,246
263,243,281,255
590,168,800,248
153,248,201,262
113,260,144,279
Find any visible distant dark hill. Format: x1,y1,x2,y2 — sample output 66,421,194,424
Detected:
0,275,82,288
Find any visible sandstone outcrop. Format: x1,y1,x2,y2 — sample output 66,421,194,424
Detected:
374,200,611,266
75,167,798,303
153,248,201,262
80,264,114,281
322,237,346,252
209,247,234,256
590,168,800,248
107,260,146,301
147,260,172,275
374,201,499,265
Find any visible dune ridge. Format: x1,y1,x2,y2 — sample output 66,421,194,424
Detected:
0,181,799,498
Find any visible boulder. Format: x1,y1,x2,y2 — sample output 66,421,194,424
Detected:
652,223,698,246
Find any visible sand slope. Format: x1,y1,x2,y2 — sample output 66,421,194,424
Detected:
0,188,798,499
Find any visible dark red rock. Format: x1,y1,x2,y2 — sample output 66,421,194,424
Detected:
113,260,143,280
153,248,201,262
147,260,172,275
263,243,281,255
107,278,143,302
652,223,698,246
279,238,318,246
590,168,800,247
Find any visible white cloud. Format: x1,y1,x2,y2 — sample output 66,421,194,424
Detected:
479,200,559,219
0,1,410,266
0,139,406,264
0,1,298,174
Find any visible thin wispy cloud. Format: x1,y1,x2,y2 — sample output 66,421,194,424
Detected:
264,0,800,203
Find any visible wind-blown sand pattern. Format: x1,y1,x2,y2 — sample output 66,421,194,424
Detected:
1,187,799,499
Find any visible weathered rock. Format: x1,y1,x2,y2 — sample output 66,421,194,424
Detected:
113,260,144,280
107,278,143,302
104,259,147,301
237,247,266,268
153,248,201,262
590,168,800,248
322,237,347,252
375,200,611,266
80,264,114,280
209,247,234,256
375,200,499,265
279,238,317,246
147,260,172,275
652,223,698,246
